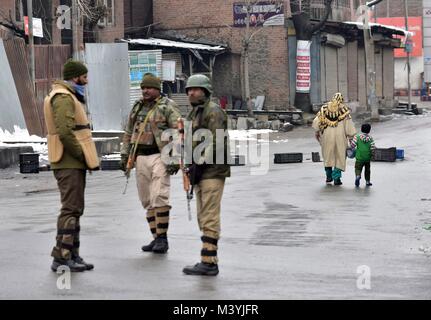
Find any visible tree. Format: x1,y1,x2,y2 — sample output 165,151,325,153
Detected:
290,0,333,113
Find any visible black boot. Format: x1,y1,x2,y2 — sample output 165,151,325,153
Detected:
183,262,219,276
152,236,169,254
73,255,94,271
51,258,86,272
334,179,343,186
141,240,156,252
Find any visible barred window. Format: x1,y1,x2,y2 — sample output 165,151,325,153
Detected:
98,0,115,26
308,0,353,21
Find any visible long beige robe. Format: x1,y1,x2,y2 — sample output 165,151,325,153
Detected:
312,116,356,171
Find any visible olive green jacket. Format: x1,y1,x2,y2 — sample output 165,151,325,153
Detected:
187,98,231,180
121,96,181,156
47,81,86,170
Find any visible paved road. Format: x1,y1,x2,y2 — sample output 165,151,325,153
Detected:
1,112,431,299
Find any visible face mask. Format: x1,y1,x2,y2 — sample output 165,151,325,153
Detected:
73,84,86,97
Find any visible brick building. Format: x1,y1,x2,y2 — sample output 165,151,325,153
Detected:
152,0,290,109
374,0,422,17
152,0,401,110
124,0,153,38
0,0,124,45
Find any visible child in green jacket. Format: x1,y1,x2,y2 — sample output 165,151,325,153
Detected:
351,124,376,187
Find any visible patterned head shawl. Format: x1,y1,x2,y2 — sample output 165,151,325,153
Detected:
317,93,351,132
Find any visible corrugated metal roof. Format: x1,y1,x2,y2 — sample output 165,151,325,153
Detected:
121,38,226,53
343,21,413,37
3,38,44,137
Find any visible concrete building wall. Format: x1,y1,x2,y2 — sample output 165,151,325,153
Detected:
394,56,424,89
374,0,423,91
153,0,290,109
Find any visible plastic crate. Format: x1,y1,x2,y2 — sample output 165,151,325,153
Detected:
101,159,121,170
396,149,404,160
19,153,39,174
372,148,396,162
312,152,321,162
274,153,303,164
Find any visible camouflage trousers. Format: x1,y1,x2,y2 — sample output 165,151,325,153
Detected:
51,169,86,260
136,154,171,238
195,178,225,264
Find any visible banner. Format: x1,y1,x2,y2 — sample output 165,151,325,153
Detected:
296,40,311,93
233,2,284,27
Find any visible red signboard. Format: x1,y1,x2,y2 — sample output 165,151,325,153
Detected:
377,17,423,57
24,16,29,35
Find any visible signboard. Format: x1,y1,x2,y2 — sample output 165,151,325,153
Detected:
24,16,44,38
128,50,162,89
296,40,311,93
377,17,423,57
233,2,284,27
162,60,176,82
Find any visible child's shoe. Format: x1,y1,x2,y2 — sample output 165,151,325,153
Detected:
355,176,361,187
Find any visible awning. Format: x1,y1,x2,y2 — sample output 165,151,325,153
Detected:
343,21,413,37
120,38,227,53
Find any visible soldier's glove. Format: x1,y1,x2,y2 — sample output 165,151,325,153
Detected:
119,154,128,172
166,163,180,175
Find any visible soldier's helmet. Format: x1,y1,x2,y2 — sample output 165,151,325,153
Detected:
185,74,213,95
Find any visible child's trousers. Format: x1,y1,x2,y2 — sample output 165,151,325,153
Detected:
355,161,371,181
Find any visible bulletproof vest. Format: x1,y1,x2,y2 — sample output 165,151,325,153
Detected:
43,84,99,169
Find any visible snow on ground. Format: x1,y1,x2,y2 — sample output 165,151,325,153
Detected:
0,126,48,163
0,126,45,144
228,129,274,141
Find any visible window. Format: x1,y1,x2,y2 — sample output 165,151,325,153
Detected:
98,0,115,27
15,0,23,22
106,0,114,25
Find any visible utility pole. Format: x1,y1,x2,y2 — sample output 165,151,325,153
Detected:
243,1,253,117
72,0,80,60
363,4,380,120
404,0,411,110
27,0,35,90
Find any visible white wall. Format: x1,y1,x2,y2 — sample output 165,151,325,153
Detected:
394,56,423,90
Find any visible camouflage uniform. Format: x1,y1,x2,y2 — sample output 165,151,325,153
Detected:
182,75,230,275
121,94,181,250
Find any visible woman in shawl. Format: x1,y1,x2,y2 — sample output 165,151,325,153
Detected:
312,93,357,185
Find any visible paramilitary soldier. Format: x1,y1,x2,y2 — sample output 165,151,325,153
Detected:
182,74,230,276
44,60,100,272
120,73,181,254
